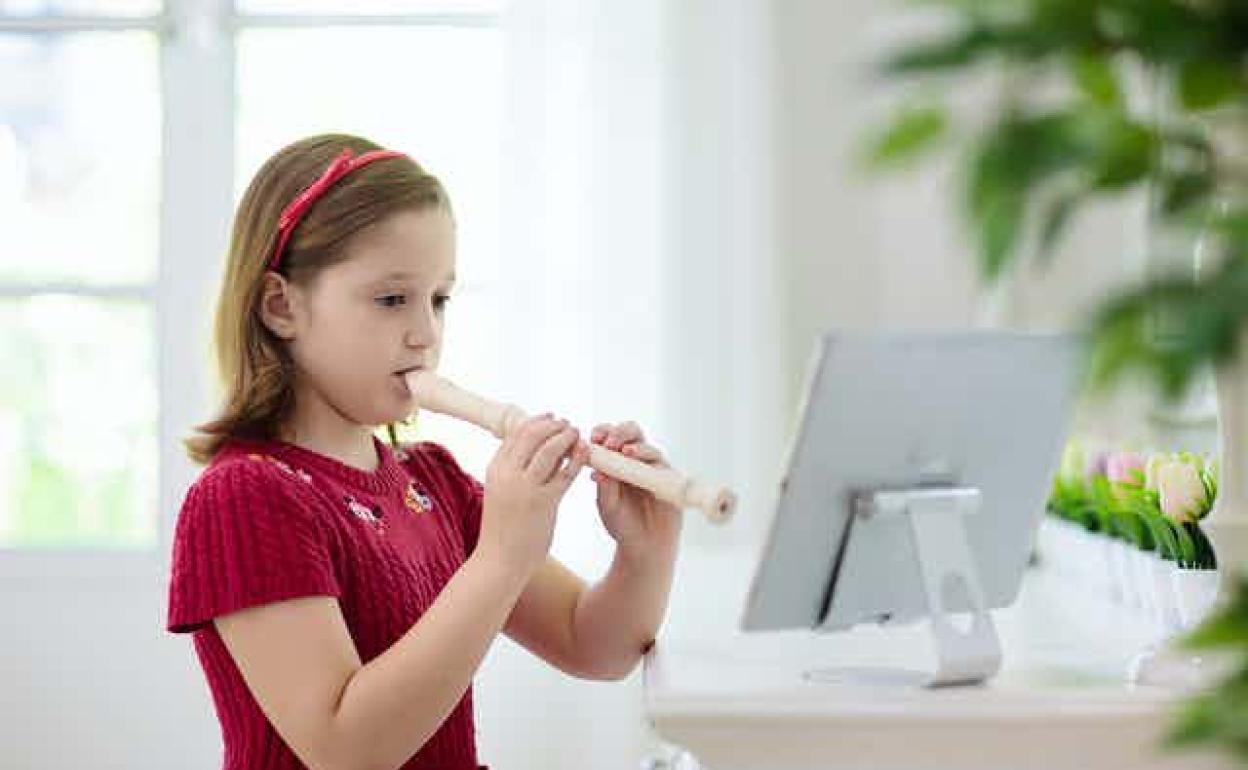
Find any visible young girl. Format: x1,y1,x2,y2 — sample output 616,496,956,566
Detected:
166,134,682,770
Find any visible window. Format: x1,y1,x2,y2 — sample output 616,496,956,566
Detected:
0,17,161,548
0,1,504,553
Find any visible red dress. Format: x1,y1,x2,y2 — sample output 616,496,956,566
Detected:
167,435,488,770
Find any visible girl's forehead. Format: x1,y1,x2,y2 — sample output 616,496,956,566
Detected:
341,207,456,283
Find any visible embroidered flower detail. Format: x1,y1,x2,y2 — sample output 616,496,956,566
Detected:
248,453,314,484
344,494,381,525
404,482,433,515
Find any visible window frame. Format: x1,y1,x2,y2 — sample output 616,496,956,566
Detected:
0,0,502,582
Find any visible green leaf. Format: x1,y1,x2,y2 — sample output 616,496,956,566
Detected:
1140,512,1178,559
1181,581,1248,650
965,113,1082,281
1165,673,1248,756
1169,518,1197,564
1177,59,1244,112
977,187,1026,281
1161,171,1215,216
1071,53,1122,107
1186,522,1218,570
1085,254,1248,402
881,28,992,74
1037,188,1082,265
866,105,949,168
1090,118,1156,191
1166,693,1221,748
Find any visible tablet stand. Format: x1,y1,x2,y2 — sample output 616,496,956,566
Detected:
805,487,1003,688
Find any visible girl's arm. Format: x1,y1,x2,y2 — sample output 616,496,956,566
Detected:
504,539,679,682
217,552,526,770
503,421,683,680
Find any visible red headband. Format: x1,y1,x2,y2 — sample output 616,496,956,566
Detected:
269,148,407,271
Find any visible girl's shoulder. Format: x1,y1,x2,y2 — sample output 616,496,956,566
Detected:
393,441,482,495
182,440,322,513
393,439,457,468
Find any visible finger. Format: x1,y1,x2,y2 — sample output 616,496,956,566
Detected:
606,420,643,451
528,426,580,483
595,471,621,509
594,423,622,449
508,415,565,467
555,439,591,491
621,442,667,465
498,412,552,460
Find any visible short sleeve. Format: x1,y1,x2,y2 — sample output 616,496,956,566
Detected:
404,442,484,556
166,458,341,634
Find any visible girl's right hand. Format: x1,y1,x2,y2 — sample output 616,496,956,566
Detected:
476,413,590,578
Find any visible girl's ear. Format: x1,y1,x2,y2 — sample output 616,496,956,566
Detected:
259,272,299,341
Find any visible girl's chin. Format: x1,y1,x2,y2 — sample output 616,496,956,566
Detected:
385,390,417,423
350,391,414,428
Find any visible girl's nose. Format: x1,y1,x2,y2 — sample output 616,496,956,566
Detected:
404,307,439,348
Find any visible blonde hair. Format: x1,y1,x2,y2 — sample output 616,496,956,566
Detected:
185,134,451,465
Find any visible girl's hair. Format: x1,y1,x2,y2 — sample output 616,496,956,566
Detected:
184,133,451,465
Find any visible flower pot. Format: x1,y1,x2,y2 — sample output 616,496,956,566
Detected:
1172,567,1221,632
1150,557,1181,635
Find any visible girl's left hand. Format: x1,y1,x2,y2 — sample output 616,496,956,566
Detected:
589,421,682,555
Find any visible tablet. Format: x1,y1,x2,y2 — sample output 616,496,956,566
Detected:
741,331,1076,633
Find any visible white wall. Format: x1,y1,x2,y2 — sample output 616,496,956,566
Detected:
0,579,219,768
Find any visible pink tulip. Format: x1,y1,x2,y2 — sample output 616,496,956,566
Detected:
1156,460,1208,523
1145,454,1167,491
1106,452,1146,487
1084,451,1109,479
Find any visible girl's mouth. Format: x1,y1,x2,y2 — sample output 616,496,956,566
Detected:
394,366,424,395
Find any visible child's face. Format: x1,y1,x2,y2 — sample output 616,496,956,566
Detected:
285,206,456,428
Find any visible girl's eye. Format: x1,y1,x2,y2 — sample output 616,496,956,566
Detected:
376,294,407,308
433,294,451,312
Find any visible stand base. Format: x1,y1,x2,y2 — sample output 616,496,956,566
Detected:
850,488,1004,687
803,665,989,689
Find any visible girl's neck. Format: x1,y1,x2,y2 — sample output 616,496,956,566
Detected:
281,385,379,473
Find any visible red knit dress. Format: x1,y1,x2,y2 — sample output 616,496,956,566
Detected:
166,435,488,770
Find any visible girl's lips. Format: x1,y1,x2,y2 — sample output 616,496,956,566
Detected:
393,368,420,394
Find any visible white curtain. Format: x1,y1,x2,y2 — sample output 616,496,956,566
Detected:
460,1,785,768
465,2,669,768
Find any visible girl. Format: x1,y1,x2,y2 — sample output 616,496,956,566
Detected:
166,133,682,770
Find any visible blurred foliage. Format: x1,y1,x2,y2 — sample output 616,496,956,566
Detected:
870,0,1248,761
1168,578,1248,760
869,0,1248,398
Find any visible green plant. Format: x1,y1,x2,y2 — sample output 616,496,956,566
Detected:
868,0,1248,398
1047,449,1217,568
869,0,1248,761
1168,579,1248,760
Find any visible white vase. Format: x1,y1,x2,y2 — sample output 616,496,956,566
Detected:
1150,557,1182,635
1107,537,1143,610
1173,567,1222,631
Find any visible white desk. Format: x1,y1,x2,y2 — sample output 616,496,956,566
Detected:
643,567,1236,770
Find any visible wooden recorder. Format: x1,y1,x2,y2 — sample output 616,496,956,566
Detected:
404,371,736,524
